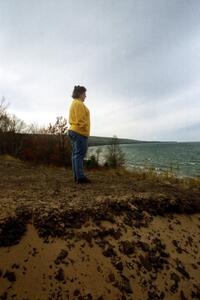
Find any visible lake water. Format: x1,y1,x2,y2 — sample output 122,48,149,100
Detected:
87,142,200,178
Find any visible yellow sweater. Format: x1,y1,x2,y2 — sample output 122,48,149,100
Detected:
68,98,90,137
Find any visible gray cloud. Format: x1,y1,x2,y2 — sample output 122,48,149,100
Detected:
0,0,200,141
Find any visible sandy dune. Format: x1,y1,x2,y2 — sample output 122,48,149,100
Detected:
0,157,200,300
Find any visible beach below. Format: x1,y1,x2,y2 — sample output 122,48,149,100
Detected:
0,156,199,300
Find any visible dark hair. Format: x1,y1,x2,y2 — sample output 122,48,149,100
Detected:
72,85,87,99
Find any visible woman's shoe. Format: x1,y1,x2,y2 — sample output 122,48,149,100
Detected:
77,177,91,184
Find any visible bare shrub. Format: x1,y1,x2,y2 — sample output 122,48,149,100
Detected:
104,135,126,168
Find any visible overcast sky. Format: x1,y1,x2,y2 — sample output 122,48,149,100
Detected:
0,0,200,141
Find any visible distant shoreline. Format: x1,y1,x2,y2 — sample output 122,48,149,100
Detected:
88,137,200,147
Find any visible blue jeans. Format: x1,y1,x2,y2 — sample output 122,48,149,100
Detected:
68,130,88,179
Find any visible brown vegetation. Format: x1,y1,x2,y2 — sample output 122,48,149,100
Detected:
0,156,199,299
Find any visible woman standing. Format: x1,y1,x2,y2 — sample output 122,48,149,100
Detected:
67,85,91,184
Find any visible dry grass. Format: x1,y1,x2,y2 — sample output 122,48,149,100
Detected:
1,154,199,190
0,154,21,162
95,165,200,190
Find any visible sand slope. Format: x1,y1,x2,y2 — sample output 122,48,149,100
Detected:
0,157,200,300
